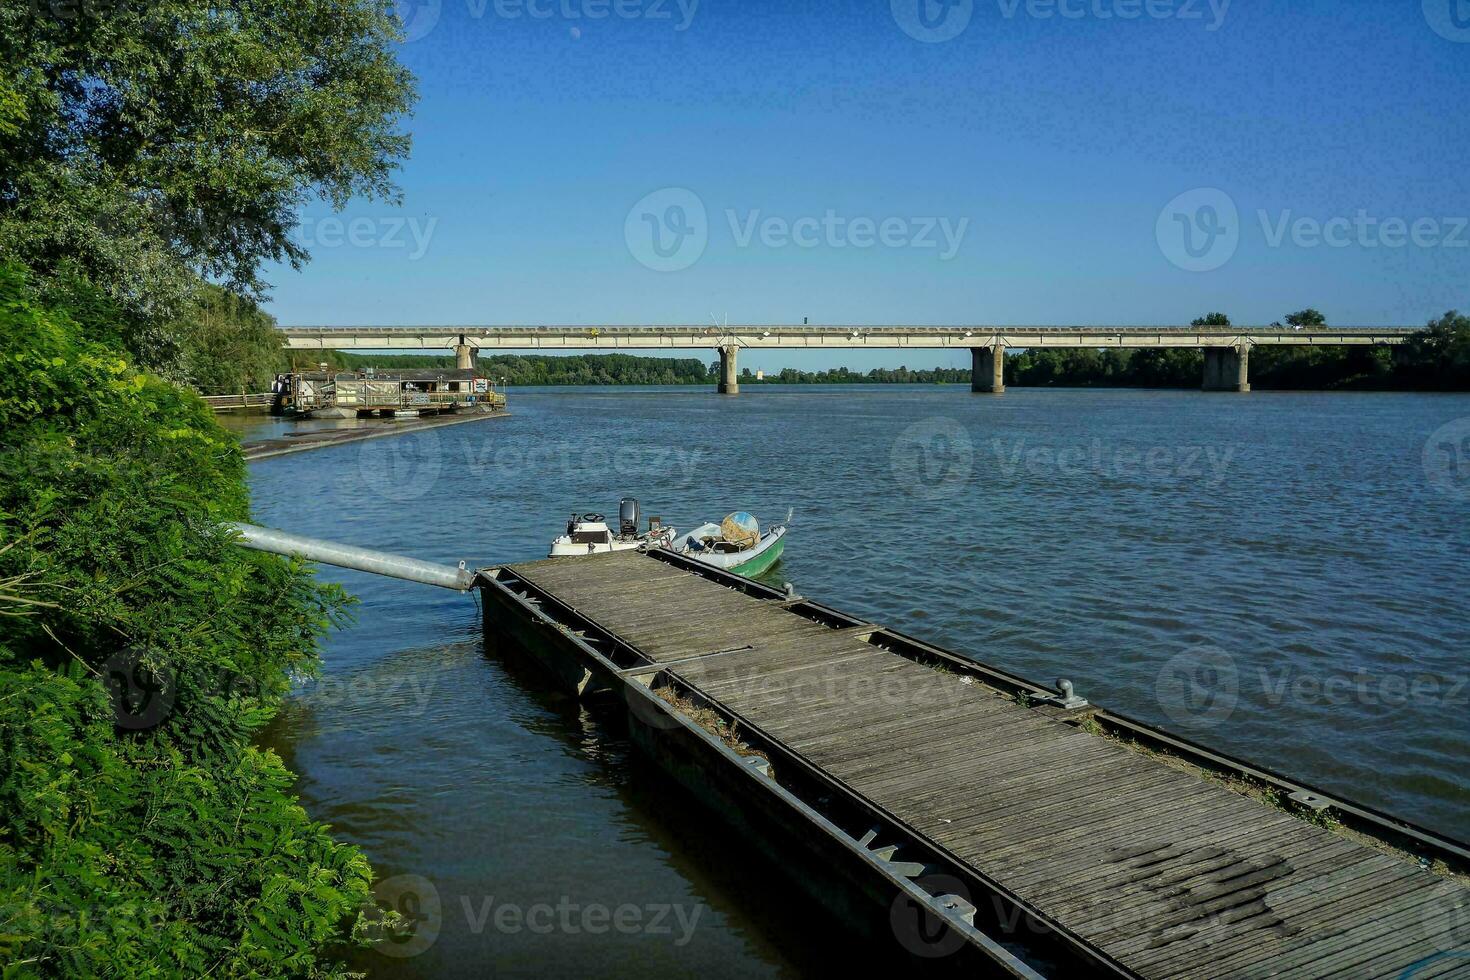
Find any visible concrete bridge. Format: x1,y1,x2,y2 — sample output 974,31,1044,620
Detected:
279,325,1418,394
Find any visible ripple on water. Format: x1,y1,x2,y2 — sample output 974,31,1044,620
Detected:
246,386,1470,976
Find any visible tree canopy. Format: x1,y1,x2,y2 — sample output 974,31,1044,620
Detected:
0,0,416,372
0,3,418,972
0,263,372,975
1284,308,1327,328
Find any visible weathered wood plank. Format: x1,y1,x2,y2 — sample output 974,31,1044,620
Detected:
503,552,1470,979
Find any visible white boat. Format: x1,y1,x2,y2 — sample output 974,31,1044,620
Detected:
549,498,675,557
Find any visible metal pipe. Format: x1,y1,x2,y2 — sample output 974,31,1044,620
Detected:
226,522,477,591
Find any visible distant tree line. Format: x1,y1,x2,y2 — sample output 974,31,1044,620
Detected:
1005,310,1470,391
738,365,971,384
302,350,718,385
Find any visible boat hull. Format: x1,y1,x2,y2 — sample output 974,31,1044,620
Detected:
729,531,784,577
673,525,785,578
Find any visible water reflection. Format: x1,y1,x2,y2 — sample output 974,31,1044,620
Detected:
263,617,921,978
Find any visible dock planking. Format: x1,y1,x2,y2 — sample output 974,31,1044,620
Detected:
496,549,1470,979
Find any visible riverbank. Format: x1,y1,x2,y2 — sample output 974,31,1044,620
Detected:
241,409,509,461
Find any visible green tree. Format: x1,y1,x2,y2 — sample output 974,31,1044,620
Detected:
1191,312,1231,327
1284,308,1327,329
0,263,375,975
1400,310,1470,388
182,286,288,393
0,0,416,372
1128,347,1203,387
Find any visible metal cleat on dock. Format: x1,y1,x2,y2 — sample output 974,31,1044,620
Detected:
857,829,927,879
1288,789,1333,812
1030,677,1089,710
932,893,978,928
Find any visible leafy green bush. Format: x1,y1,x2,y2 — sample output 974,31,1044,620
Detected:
0,262,373,976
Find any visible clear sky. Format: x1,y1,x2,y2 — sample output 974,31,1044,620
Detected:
261,0,1470,373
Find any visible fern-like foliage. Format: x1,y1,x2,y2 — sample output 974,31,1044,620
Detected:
0,262,372,977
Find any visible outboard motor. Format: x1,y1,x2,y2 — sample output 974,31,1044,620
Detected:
618,497,639,538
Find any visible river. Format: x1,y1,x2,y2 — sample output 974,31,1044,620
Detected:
237,384,1470,976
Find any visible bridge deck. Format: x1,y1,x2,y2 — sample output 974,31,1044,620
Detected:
498,550,1468,978
282,324,1416,351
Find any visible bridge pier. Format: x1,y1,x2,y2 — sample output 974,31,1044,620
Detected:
1203,345,1250,392
971,344,1005,393
718,344,739,395
455,340,476,371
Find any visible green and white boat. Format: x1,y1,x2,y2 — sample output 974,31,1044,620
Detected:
669,512,786,578
549,501,787,578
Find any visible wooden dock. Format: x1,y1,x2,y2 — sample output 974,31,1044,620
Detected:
479,549,1469,978
203,391,273,413
241,408,508,461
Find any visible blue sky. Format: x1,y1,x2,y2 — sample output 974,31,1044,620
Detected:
262,0,1470,372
